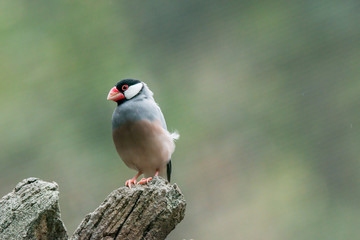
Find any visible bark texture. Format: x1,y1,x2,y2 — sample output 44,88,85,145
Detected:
71,176,186,240
0,177,186,240
0,177,68,240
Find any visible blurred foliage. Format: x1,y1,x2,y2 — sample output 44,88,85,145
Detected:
1,1,360,239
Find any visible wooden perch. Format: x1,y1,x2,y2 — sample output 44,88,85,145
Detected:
0,177,186,240
0,178,68,240
71,176,186,239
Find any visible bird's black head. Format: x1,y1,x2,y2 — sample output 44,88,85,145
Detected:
107,79,144,105
115,79,141,92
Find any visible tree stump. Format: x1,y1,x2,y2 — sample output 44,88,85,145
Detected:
0,178,68,240
0,177,186,240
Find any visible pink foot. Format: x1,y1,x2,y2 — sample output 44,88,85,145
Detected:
125,172,142,189
138,177,152,184
125,178,137,189
137,170,159,185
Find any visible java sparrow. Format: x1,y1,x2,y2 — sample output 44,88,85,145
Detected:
107,79,179,188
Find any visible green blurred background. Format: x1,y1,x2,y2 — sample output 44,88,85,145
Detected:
1,1,360,239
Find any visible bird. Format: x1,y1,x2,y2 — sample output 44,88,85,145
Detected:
107,79,179,188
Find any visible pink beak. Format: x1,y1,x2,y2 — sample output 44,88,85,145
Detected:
107,87,125,102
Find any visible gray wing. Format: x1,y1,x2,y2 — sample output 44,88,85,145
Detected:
132,97,168,130
137,98,172,182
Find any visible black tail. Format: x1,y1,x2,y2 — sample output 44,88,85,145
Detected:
166,160,172,182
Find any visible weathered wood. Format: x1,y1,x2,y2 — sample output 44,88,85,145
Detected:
71,176,186,240
0,177,68,240
0,177,186,240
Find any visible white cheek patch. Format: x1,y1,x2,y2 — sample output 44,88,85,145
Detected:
124,83,143,99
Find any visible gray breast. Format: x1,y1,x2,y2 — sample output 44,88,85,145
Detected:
112,97,167,130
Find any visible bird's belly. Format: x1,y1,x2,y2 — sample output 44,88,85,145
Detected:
112,120,174,176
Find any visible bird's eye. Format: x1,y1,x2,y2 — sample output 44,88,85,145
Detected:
122,85,129,91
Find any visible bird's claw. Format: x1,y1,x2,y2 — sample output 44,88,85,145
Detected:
138,177,152,185
125,179,137,189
